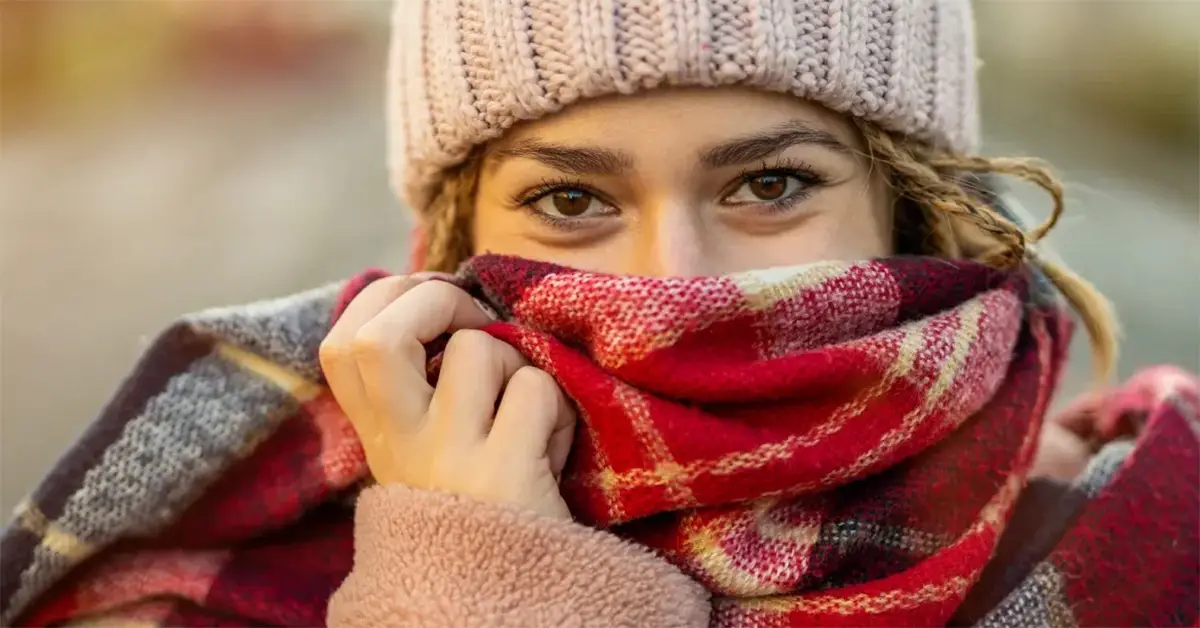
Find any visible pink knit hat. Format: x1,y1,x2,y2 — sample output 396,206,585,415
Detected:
389,0,980,216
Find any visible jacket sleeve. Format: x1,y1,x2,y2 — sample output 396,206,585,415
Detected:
327,484,711,628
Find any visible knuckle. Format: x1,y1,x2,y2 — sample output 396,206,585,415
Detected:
418,281,476,311
444,329,493,360
350,328,390,361
510,365,555,393
318,336,351,368
420,279,463,298
363,274,420,301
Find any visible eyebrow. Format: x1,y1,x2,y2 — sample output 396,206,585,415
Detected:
493,119,851,175
699,120,852,168
493,139,634,176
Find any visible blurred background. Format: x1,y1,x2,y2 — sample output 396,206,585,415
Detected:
2,1,1197,515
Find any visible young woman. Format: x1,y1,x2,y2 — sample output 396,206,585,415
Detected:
321,0,1187,624
4,1,1196,626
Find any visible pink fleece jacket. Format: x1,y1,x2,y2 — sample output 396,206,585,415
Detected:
327,485,711,627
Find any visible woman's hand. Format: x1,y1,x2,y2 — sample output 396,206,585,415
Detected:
320,275,576,520
1031,370,1161,481
1029,421,1094,481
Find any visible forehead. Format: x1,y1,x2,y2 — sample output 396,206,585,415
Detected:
488,87,864,160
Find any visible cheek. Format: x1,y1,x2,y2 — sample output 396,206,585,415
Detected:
470,203,528,256
469,208,500,255
835,193,894,258
471,205,632,273
718,192,894,269
812,179,894,259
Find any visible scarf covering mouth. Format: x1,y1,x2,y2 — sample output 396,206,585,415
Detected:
3,255,1197,626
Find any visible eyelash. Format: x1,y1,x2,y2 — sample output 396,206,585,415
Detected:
509,177,615,230
727,158,826,213
510,176,609,207
510,158,827,229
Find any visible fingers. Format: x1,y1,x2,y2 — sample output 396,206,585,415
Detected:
322,276,494,444
1031,422,1091,481
323,274,579,494
490,366,577,476
431,330,530,443
545,409,576,480
1048,391,1104,438
332,275,424,335
351,280,495,432
321,276,423,457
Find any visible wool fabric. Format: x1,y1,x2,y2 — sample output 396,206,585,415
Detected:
5,256,1197,626
389,0,981,211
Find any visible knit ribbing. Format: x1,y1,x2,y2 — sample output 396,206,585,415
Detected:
389,0,980,211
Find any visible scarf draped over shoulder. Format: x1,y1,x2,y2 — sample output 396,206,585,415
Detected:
3,255,1197,627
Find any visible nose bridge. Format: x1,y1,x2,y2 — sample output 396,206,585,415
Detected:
633,199,709,277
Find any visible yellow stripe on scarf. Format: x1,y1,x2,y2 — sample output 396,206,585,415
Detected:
214,342,322,402
14,500,95,563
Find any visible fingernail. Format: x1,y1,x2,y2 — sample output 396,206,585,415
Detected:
410,271,456,282
473,297,500,320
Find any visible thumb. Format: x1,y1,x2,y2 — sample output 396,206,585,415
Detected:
489,367,575,474
548,404,576,481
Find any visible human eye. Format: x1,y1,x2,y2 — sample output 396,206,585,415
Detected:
512,179,618,230
720,159,827,213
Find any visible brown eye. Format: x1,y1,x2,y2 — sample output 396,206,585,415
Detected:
748,175,787,200
551,189,593,216
526,186,615,222
722,172,806,206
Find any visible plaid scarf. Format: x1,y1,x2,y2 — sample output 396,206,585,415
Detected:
2,256,1196,626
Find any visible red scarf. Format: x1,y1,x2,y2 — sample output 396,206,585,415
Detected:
453,256,1063,625
10,255,1197,627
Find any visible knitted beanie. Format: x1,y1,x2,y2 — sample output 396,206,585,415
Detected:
389,0,980,213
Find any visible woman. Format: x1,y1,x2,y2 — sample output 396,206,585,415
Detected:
3,1,1196,626
325,0,1188,623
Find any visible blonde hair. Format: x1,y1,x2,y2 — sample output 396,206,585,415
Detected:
416,124,1119,382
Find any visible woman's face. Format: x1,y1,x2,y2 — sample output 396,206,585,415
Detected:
472,87,893,276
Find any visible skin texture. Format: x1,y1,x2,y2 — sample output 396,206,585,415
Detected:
321,276,577,520
473,88,894,276
324,88,1092,520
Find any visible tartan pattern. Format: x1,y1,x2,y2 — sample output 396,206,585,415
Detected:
2,255,1197,627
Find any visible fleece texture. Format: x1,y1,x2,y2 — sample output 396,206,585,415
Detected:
328,485,710,627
